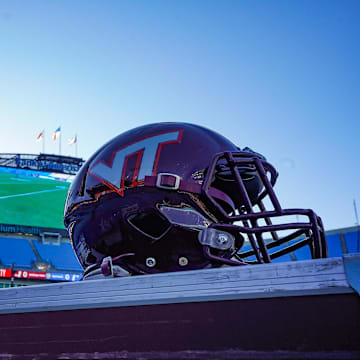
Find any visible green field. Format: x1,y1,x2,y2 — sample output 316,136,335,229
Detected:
0,172,70,229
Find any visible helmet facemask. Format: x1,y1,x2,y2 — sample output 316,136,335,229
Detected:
201,150,328,264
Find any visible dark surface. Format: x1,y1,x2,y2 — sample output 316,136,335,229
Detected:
0,293,359,358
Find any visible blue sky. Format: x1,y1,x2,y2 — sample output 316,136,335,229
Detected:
0,0,359,230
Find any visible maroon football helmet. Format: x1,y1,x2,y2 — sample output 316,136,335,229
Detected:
64,123,327,278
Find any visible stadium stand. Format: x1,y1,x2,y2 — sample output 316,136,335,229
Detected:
292,243,312,261
0,226,359,288
344,230,360,253
0,153,84,287
0,236,82,272
0,237,37,268
271,252,293,263
326,233,344,257
327,227,360,256
33,241,81,271
238,226,360,263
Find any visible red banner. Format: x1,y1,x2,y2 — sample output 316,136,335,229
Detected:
13,270,47,280
0,268,12,278
0,269,80,281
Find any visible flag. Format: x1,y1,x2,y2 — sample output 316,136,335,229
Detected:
36,130,44,142
52,126,61,141
68,134,77,145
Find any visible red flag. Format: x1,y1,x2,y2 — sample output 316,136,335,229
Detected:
36,130,44,142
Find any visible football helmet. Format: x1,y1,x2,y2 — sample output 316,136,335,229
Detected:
64,123,327,278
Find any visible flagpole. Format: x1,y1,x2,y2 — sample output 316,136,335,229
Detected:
36,130,45,153
68,134,78,157
59,131,61,155
354,199,359,226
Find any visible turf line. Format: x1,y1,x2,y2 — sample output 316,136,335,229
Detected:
0,189,65,200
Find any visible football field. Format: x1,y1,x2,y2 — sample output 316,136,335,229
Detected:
0,171,70,229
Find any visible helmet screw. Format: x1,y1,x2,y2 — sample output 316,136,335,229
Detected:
217,234,228,245
178,256,188,266
145,257,156,268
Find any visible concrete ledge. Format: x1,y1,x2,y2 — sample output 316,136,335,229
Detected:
0,256,359,356
0,256,355,314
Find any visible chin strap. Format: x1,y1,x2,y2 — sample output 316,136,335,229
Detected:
144,173,235,212
83,253,135,280
100,256,131,277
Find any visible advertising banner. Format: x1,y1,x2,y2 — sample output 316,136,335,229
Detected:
0,268,12,278
13,270,47,279
1,269,82,281
47,272,82,281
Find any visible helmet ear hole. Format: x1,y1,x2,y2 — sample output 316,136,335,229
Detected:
127,210,171,239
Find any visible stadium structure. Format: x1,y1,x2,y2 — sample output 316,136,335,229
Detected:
0,153,85,287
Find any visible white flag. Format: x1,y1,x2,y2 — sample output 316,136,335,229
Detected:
68,134,77,145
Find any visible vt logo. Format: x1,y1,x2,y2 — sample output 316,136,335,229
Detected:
89,130,183,196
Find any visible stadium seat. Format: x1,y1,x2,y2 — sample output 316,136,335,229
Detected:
33,241,82,271
240,241,294,263
271,253,293,263
344,230,360,254
0,237,37,268
326,234,343,257
271,239,312,262
292,244,312,261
